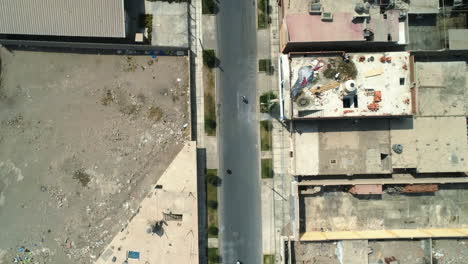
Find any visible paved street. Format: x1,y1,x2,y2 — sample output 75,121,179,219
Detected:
216,0,262,263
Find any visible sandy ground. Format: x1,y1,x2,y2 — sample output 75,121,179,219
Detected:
95,142,198,264
0,49,189,264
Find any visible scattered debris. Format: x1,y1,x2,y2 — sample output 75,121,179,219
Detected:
374,91,382,102
368,103,380,111
148,106,163,121
101,89,114,106
73,169,91,187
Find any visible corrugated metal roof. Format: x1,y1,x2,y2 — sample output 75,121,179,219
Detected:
0,0,126,38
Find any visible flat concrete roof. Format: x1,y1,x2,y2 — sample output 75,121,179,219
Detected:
415,61,467,117
391,117,468,173
146,1,189,48
300,184,468,233
290,239,468,263
0,0,126,38
285,52,413,119
282,0,361,15
293,119,392,176
408,0,439,14
292,117,467,176
284,10,401,44
286,13,364,43
449,29,468,50
279,0,404,48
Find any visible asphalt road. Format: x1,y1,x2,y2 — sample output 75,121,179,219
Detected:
216,0,262,263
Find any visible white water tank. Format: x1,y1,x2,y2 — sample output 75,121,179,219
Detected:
344,80,357,94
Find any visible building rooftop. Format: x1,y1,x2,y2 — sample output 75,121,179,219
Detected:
278,0,408,51
406,12,467,51
449,29,468,50
290,239,459,264
293,119,392,176
285,10,401,44
0,0,126,38
285,13,364,43
292,116,467,176
300,184,468,233
280,52,414,120
407,0,439,14
391,117,467,173
289,60,468,176
415,61,467,116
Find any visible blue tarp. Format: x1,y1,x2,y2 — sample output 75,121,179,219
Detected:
128,251,140,259
291,66,314,98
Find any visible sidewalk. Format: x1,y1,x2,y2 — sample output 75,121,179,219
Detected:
188,1,208,264
189,0,205,147
202,14,219,171
257,0,292,262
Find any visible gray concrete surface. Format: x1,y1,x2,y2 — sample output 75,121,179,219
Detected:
301,184,468,232
368,240,431,264
146,2,189,48
293,119,392,176
188,0,205,147
292,241,339,264
449,29,468,50
261,179,275,255
257,0,292,260
415,61,466,117
205,136,218,169
202,15,218,50
216,0,262,262
290,239,468,264
433,239,468,264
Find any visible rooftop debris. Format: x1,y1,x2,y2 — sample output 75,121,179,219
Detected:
403,184,439,193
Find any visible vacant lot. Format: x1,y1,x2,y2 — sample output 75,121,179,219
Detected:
0,49,189,264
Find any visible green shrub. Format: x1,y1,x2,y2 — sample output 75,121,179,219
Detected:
202,0,218,14
139,14,153,43
323,68,338,79
208,226,219,236
260,120,272,151
261,119,272,132
257,0,270,29
337,60,357,79
203,66,217,136
258,59,274,73
208,200,218,209
208,248,220,263
261,159,273,179
207,174,221,186
204,93,217,136
260,91,278,113
203,50,217,68
264,254,275,264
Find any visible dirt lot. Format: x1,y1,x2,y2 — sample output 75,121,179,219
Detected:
0,49,189,264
